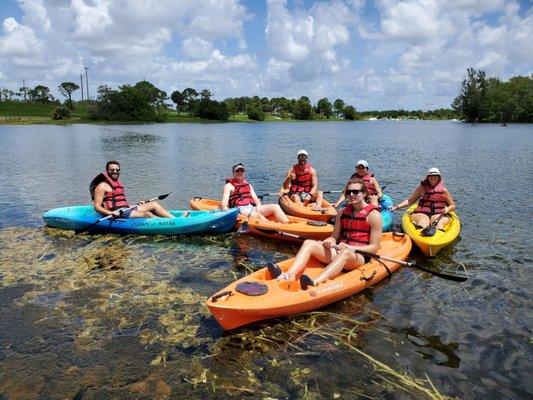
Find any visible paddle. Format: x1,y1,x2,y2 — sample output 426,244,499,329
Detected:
75,193,171,234
333,245,467,282
257,192,281,200
254,227,304,240
237,206,255,233
420,213,446,237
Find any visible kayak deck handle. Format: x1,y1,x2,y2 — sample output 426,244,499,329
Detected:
211,290,233,302
360,270,377,281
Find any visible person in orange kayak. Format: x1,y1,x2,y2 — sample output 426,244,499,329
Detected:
333,160,383,207
268,177,382,288
390,167,455,229
91,161,173,218
221,163,289,223
281,149,324,208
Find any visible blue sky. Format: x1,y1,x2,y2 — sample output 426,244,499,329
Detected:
0,0,531,110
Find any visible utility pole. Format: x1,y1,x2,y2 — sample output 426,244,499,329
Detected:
22,79,27,101
84,67,89,100
80,74,84,101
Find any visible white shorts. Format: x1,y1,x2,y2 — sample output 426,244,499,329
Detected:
237,204,255,216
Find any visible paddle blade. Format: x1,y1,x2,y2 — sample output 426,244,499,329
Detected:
421,225,437,236
409,262,467,282
157,192,171,200
237,221,249,233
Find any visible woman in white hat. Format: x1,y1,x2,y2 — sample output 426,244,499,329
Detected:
390,168,455,229
333,160,384,207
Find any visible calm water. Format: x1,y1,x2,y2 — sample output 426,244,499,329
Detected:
0,121,531,399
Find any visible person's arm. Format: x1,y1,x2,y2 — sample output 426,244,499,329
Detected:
323,210,343,248
249,185,262,208
333,192,346,208
442,189,456,214
371,177,383,198
391,186,423,211
221,183,232,211
309,167,318,195
281,168,294,192
93,183,116,217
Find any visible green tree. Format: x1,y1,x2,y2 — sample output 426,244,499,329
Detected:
28,85,54,103
343,105,357,120
200,89,212,100
333,99,345,116
171,90,185,113
195,98,228,120
58,82,80,109
316,97,333,118
292,97,314,120
182,88,198,116
452,68,487,123
223,98,236,116
246,100,266,121
53,106,71,120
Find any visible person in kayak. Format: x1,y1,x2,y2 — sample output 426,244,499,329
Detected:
91,161,173,218
281,149,324,208
221,163,289,223
268,178,382,289
390,167,455,229
333,160,384,207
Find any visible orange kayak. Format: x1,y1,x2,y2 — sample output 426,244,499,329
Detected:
189,197,333,241
207,232,412,330
278,194,337,222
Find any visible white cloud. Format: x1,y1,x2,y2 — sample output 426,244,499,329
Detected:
0,17,42,57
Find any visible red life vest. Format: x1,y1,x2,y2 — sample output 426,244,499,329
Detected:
290,163,313,193
350,171,377,195
339,204,379,246
89,172,129,211
226,178,255,207
414,179,447,215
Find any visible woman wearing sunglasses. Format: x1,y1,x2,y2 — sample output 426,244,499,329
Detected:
268,178,382,288
390,168,455,229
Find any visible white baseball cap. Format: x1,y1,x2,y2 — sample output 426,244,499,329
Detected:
427,167,441,176
356,160,369,169
297,149,308,157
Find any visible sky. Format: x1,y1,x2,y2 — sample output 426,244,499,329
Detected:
0,0,531,110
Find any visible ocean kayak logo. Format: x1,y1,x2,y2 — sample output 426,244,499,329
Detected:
309,283,344,297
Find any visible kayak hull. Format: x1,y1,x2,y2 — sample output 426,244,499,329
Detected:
207,232,412,330
401,204,461,256
278,195,337,222
189,197,334,241
42,206,239,236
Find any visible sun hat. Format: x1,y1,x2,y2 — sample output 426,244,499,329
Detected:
232,163,245,172
297,149,308,157
356,160,369,169
427,167,441,176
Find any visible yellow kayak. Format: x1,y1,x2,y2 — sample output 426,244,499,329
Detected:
401,203,461,257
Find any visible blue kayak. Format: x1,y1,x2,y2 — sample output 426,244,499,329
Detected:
379,195,394,232
42,206,239,236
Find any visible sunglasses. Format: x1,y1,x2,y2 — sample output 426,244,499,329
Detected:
108,168,120,172
345,189,364,196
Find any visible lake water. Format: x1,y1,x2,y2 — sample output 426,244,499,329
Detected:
0,121,531,399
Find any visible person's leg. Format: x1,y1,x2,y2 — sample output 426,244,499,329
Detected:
290,193,303,207
410,212,430,228
257,204,289,223
137,201,173,218
130,209,156,218
431,214,450,230
313,191,324,208
283,240,335,280
311,249,365,284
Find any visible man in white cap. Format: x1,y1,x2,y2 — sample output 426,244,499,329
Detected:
281,150,323,208
391,167,456,229
222,163,289,223
333,160,384,207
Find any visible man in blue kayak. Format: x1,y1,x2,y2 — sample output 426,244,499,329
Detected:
90,161,173,218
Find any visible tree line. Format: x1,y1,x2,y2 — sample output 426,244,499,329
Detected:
2,68,531,122
452,68,532,123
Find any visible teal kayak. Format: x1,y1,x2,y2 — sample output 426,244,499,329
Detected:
43,205,239,236
380,195,394,232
